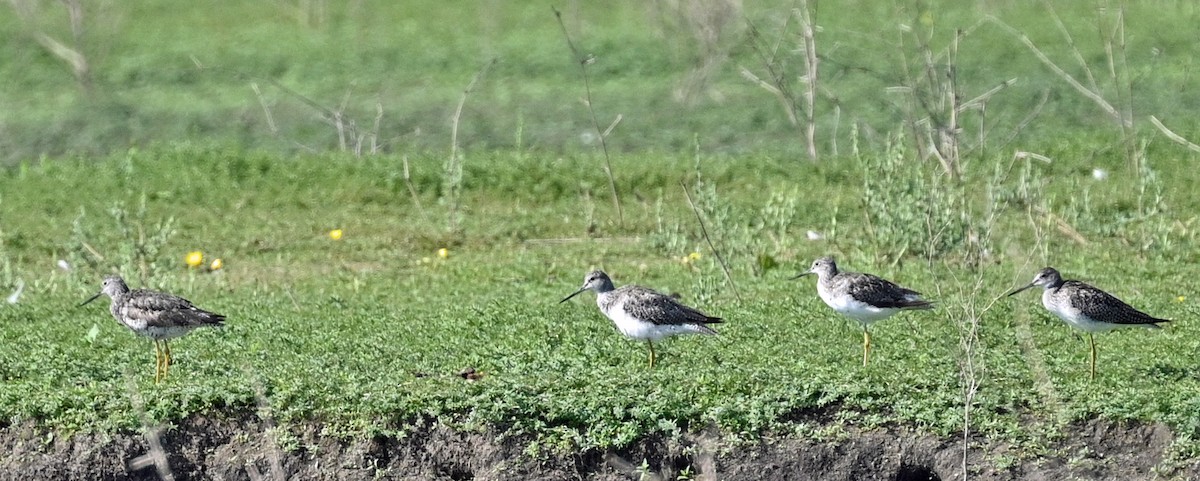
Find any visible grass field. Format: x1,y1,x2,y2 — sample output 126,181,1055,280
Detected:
3,0,1200,476
2,143,1199,469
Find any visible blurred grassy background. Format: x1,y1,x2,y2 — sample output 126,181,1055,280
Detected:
2,0,1198,164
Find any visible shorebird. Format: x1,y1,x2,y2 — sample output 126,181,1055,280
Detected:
81,275,225,383
794,257,934,366
1008,267,1169,379
560,270,722,368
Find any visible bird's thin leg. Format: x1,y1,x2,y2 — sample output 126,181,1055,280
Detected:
154,340,163,384
647,340,656,368
163,341,172,380
1089,333,1097,381
862,327,871,366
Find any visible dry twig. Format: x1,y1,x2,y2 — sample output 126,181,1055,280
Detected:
680,179,742,303
553,7,624,227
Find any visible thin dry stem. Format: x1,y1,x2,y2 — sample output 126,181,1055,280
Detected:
1149,116,1200,153
370,101,383,154
986,16,1130,129
743,14,817,160
1045,2,1100,93
335,86,355,152
738,67,800,126
680,179,743,303
251,78,364,153
7,0,93,92
553,7,624,227
1034,205,1089,245
250,82,279,134
124,378,176,481
796,0,819,162
401,155,428,222
602,114,623,139
996,89,1050,150
450,58,497,165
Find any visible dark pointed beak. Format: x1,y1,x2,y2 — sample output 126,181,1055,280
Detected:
789,271,814,280
79,291,102,307
1006,283,1035,297
560,287,586,304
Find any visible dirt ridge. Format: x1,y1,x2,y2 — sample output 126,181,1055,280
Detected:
1,415,1193,480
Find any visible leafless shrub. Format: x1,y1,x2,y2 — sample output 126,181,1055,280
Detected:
248,80,386,156
740,0,821,162
651,0,743,105
986,2,1140,166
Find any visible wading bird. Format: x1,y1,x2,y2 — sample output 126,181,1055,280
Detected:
81,275,225,383
561,270,721,368
1008,267,1168,379
795,257,934,366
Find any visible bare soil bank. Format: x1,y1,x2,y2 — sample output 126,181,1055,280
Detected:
2,415,1195,480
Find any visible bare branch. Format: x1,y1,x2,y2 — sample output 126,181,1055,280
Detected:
1149,116,1200,153
957,78,1018,112
450,58,497,163
796,0,819,162
985,16,1131,128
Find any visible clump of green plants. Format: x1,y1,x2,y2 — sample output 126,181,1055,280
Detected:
67,193,177,285
858,135,971,263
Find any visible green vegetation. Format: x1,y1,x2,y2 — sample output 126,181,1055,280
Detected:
1,143,1199,465
2,0,1200,473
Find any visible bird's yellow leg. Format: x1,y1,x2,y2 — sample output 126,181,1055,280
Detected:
154,340,164,384
647,340,657,368
862,327,872,366
162,341,172,380
1089,333,1097,381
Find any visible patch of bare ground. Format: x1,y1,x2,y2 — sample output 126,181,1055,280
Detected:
0,414,1195,480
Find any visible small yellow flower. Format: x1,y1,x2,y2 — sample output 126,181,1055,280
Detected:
437,248,449,259
919,11,934,27
210,258,224,271
1176,295,1186,303
688,252,702,261
185,251,204,268
329,229,344,241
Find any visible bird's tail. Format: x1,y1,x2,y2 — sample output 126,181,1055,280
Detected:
900,299,935,310
203,312,227,327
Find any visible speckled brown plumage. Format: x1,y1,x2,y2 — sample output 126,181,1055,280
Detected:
795,256,934,366
599,285,721,332
561,270,722,368
82,275,224,383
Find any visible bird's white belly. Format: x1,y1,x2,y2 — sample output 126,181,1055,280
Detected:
601,302,698,341
817,285,897,325
141,326,195,340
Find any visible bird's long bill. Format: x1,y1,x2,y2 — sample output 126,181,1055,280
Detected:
789,271,814,280
79,291,102,307
1005,283,1035,297
559,287,586,304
